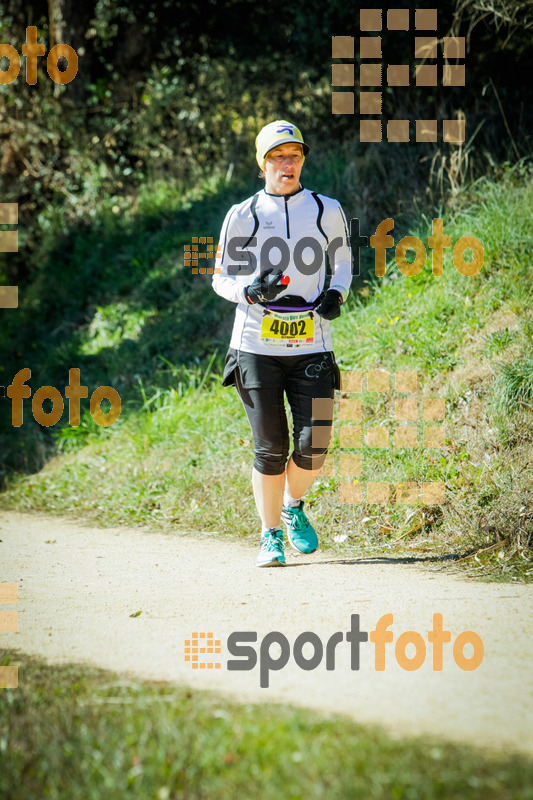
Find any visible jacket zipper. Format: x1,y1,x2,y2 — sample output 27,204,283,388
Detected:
284,195,290,239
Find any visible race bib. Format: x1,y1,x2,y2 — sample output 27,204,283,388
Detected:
260,310,315,347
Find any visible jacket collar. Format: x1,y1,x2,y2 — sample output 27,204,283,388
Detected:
263,184,305,199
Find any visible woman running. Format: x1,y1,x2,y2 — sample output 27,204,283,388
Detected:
213,119,352,566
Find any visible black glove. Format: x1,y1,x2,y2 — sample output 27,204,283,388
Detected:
245,268,286,305
315,289,343,320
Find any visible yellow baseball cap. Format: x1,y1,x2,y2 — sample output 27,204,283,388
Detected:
255,120,310,169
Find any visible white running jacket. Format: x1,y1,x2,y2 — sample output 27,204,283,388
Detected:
212,186,353,355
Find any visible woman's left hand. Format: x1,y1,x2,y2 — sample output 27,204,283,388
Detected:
315,289,343,320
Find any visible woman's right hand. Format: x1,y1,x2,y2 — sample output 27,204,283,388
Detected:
245,268,287,305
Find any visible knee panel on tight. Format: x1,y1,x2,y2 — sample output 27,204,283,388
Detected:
235,378,289,475
253,453,288,475
292,422,332,471
252,429,289,475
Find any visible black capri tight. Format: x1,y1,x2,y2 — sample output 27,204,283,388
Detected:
231,349,340,476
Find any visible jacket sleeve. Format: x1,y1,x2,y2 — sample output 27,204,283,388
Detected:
321,200,353,303
212,204,250,305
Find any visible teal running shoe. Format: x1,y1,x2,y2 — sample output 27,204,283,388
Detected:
257,529,286,567
281,500,319,554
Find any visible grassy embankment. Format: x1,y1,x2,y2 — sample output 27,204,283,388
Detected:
1,165,532,579
1,652,532,800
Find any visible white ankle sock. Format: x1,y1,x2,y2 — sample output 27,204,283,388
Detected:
283,491,301,508
262,526,282,535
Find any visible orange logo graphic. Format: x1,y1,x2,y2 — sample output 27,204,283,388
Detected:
184,632,222,670
0,202,18,308
0,583,19,689
313,369,446,505
332,8,466,143
184,238,221,275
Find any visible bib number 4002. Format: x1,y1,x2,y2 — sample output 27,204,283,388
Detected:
269,318,307,337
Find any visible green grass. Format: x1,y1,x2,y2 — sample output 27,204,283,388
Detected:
494,358,533,413
1,166,532,580
1,651,532,800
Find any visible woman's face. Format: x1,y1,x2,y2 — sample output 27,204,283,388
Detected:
263,143,304,195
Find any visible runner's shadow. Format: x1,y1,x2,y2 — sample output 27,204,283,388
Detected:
284,553,459,567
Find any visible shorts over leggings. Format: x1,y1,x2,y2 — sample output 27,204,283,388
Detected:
222,347,341,476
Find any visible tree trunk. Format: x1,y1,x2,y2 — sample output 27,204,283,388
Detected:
47,0,65,48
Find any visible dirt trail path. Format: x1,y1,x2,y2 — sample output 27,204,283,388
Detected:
1,510,532,755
